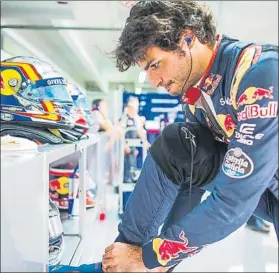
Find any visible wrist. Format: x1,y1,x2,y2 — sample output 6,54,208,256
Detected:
142,241,162,270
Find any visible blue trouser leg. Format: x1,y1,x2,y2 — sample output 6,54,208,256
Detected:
117,152,278,264
160,187,206,272
252,186,278,239
116,153,180,244
116,153,205,246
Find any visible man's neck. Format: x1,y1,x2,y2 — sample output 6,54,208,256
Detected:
194,45,215,87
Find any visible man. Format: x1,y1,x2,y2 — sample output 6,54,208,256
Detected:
91,99,114,132
120,96,150,183
102,1,278,272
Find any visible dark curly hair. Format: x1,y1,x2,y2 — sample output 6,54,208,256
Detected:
113,0,217,72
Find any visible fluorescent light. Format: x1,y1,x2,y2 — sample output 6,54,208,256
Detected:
138,71,146,83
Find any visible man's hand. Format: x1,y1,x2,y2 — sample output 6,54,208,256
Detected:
102,242,167,272
102,243,146,272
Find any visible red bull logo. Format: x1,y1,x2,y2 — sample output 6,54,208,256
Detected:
237,93,249,106
252,87,273,100
237,86,274,107
224,114,236,132
49,177,69,195
49,179,61,191
153,231,198,266
217,114,236,138
203,74,222,95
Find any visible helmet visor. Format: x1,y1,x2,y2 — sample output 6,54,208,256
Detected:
20,78,73,103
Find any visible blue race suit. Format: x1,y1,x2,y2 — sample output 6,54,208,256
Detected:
115,35,278,269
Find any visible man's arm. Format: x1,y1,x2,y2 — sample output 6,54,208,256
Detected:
141,56,278,269
134,115,151,149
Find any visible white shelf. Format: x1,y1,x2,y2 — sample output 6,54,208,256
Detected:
1,133,100,272
38,133,99,164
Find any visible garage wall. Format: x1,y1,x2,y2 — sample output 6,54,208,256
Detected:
206,1,278,44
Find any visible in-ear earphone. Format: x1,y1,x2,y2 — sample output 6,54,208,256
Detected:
185,36,192,45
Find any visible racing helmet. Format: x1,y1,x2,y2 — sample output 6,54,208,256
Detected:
1,56,75,129
67,82,93,129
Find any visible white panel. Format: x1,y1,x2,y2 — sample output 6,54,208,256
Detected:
1,49,12,60
217,1,278,44
1,154,48,272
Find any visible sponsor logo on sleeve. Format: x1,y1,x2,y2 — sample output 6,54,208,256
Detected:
222,148,254,178
153,231,198,266
235,123,264,146
220,97,233,106
237,86,274,107
237,101,277,121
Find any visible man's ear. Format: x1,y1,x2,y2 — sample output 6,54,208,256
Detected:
181,30,195,48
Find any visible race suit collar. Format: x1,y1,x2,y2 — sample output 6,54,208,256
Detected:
198,34,222,89
182,34,223,104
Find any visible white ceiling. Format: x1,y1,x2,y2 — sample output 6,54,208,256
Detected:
1,1,278,93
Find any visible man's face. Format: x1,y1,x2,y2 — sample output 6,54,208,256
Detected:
138,46,193,96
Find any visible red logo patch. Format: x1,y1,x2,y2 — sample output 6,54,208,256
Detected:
203,74,222,95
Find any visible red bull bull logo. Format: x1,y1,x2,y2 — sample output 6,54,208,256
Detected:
217,114,236,138
153,231,198,266
49,176,69,195
237,93,249,106
237,86,274,107
49,179,61,191
252,87,274,100
224,114,236,132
